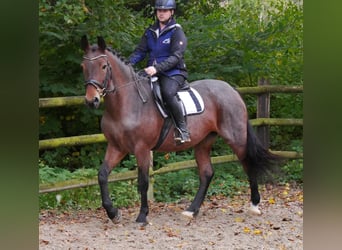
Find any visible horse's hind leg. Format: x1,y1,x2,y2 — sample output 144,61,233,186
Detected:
220,123,262,215
182,133,216,218
225,141,262,215
241,160,261,215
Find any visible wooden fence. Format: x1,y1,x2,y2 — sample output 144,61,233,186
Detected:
39,82,303,196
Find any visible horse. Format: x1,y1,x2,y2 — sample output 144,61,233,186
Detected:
80,36,281,224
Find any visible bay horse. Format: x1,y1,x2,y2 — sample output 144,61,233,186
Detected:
80,36,281,224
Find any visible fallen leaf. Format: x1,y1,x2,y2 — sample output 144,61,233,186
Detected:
235,209,244,213
40,240,49,245
268,197,276,204
234,217,245,223
253,229,262,235
282,217,292,222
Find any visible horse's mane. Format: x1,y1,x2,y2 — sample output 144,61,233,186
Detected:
106,46,131,66
89,44,131,65
89,44,148,86
106,46,148,80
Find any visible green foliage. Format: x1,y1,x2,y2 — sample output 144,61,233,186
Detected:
39,186,102,210
207,163,249,197
39,162,73,184
39,164,139,210
154,169,199,202
182,0,303,87
40,143,106,172
279,159,303,184
153,162,250,203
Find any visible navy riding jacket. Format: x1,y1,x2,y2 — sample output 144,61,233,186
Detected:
129,18,188,78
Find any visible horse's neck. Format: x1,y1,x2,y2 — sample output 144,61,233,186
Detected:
109,55,133,87
104,55,151,117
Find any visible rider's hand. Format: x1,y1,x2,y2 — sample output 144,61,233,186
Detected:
144,66,157,76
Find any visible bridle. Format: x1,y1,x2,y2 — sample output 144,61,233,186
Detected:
83,53,148,103
83,54,115,97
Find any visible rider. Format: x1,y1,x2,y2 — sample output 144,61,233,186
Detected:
129,0,191,143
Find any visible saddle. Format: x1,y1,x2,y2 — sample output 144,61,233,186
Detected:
150,77,205,118
150,77,205,149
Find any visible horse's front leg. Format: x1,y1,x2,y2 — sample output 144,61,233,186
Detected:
135,150,152,223
98,147,126,223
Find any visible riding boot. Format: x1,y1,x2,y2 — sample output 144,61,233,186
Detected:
168,96,191,143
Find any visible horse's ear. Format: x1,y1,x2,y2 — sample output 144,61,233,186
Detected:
97,36,107,51
81,35,90,52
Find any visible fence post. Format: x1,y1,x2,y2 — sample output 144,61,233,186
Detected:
147,151,154,201
257,78,270,149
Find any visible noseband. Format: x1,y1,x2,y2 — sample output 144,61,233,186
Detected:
83,54,115,97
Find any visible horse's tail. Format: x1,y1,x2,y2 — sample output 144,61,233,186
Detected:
244,121,283,182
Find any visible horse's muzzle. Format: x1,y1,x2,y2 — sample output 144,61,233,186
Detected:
85,96,100,109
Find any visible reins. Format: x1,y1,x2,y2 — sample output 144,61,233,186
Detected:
131,67,148,103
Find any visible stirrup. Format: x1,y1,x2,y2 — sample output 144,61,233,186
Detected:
174,130,191,143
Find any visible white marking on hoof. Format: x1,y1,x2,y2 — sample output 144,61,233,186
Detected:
111,210,122,224
182,211,194,218
248,203,261,215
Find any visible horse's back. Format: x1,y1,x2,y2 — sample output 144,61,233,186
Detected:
190,79,245,108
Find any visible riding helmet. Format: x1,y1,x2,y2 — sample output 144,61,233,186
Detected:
155,0,176,10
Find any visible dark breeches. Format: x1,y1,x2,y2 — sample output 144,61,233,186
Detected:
159,75,186,104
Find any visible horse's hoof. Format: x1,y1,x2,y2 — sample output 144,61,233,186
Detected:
137,221,151,227
136,214,148,224
248,203,261,215
182,210,194,218
111,210,122,224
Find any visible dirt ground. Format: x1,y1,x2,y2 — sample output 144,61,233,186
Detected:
39,184,303,250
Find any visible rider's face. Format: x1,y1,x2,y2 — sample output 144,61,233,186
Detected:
156,9,173,23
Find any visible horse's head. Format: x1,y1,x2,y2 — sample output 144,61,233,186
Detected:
81,35,112,108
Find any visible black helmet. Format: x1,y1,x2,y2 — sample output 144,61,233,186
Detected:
155,0,176,10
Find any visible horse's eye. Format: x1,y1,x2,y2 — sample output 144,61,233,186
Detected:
102,64,107,70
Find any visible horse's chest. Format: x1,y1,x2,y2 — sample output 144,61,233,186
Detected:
101,116,139,138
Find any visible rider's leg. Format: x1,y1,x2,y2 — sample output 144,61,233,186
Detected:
160,75,191,143
168,95,191,142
